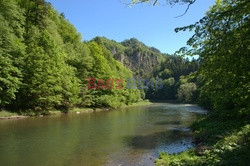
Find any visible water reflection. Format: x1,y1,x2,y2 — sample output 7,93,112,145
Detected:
123,129,191,150
0,103,207,166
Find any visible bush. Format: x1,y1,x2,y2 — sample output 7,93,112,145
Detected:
176,83,197,102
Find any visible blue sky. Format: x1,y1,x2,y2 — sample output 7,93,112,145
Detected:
46,0,215,54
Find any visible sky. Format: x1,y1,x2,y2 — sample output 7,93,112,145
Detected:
46,0,215,54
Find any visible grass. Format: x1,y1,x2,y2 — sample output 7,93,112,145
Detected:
0,100,152,118
0,110,19,117
122,100,152,108
155,113,250,166
68,108,95,113
69,100,152,113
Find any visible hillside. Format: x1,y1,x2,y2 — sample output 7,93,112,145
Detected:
0,0,203,114
93,37,166,78
0,0,143,113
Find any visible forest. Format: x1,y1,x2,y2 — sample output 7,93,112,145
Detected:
0,0,200,114
0,0,249,165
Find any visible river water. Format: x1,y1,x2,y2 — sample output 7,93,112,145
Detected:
0,103,207,166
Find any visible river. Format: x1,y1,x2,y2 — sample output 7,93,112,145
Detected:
0,103,207,166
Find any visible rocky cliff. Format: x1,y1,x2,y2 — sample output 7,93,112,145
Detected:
93,37,167,78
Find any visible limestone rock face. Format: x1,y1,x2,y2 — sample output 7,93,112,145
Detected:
93,37,167,78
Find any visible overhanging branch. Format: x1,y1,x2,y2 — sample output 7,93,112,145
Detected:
153,0,158,5
175,0,196,18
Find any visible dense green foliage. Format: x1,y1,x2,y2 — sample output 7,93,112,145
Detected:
0,0,202,113
92,37,200,102
176,0,250,116
93,37,166,78
154,0,250,165
0,0,25,108
146,56,199,101
176,83,196,102
155,114,250,166
0,0,142,113
1,0,249,164
2,0,193,114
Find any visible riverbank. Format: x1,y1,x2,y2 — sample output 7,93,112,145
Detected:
155,112,250,165
0,100,152,120
0,111,28,120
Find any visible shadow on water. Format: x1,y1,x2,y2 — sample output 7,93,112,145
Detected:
154,121,181,125
123,129,192,150
0,103,207,166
